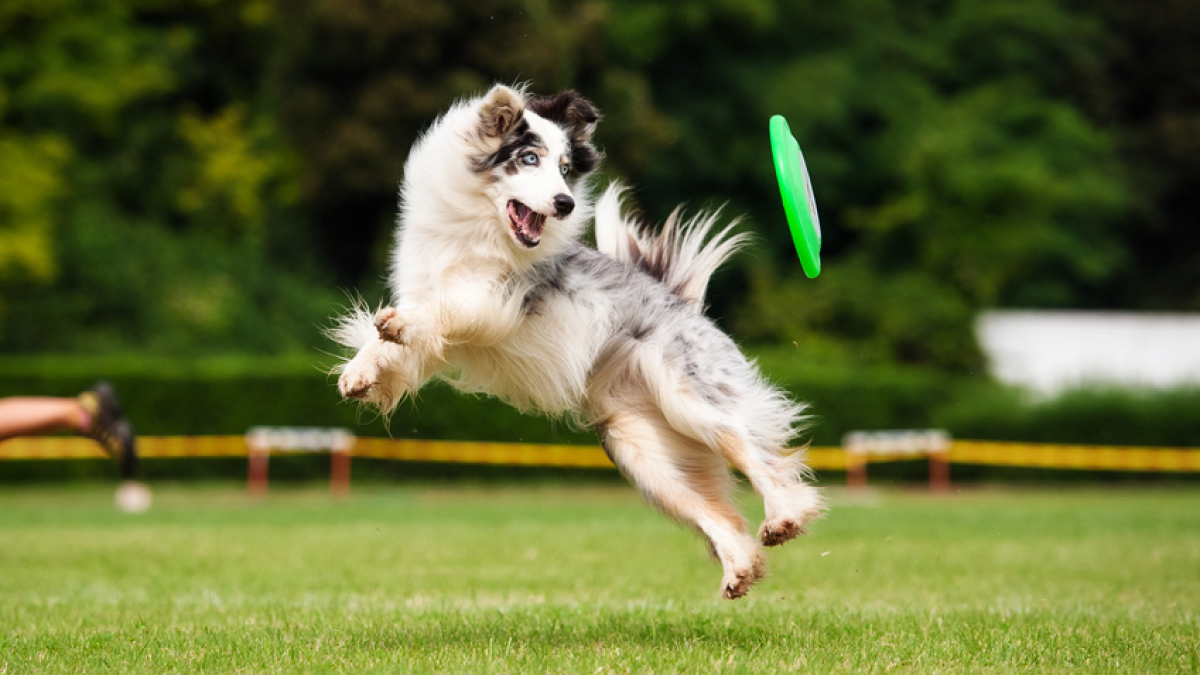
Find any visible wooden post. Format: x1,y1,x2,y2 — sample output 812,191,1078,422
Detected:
247,446,269,498
844,432,869,492
844,429,951,493
929,432,951,492
848,454,868,491
329,429,354,498
245,427,355,500
929,451,950,492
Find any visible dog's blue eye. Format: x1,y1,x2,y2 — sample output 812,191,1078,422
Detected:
560,164,570,176
520,152,539,166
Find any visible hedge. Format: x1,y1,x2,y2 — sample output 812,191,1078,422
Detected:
1,351,1197,482
0,353,593,444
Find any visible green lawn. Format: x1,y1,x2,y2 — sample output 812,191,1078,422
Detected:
0,482,1197,673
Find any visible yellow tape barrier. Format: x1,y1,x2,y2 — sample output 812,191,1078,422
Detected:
948,440,1200,472
0,436,250,460
1,436,1198,472
352,437,614,468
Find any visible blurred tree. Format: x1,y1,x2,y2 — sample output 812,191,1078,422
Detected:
0,132,70,301
1,0,1188,374
0,0,337,354
1070,0,1200,310
267,0,672,286
0,0,173,330
622,0,1130,369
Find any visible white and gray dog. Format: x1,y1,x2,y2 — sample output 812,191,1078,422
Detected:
333,84,823,599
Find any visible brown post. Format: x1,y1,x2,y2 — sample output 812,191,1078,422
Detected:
247,447,269,498
330,450,351,499
929,451,950,492
928,431,951,492
848,457,868,491
844,432,869,492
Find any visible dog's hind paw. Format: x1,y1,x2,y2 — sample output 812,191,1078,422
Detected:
721,574,754,600
720,553,767,600
374,307,406,343
758,518,806,547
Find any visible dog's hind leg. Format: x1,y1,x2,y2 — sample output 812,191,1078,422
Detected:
711,431,824,547
637,355,823,548
596,406,766,599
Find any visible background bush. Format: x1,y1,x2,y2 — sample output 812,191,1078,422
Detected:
2,352,1195,483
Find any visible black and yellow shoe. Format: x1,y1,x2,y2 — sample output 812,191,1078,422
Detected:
78,381,137,479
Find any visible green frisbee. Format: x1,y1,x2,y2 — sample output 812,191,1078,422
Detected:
770,115,821,278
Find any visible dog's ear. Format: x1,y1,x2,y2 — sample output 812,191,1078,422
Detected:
528,90,600,144
479,85,526,138
529,91,602,175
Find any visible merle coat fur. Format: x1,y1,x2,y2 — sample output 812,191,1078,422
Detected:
333,84,823,599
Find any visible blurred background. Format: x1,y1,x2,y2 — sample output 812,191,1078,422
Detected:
1,0,1197,481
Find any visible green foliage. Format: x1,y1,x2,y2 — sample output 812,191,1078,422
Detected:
1079,0,1200,309
0,0,1194,379
858,82,1126,308
0,0,336,354
749,345,963,445
714,0,1129,369
0,132,69,286
175,104,302,239
0,210,338,353
938,384,1200,447
737,260,983,370
4,353,1197,458
0,354,596,444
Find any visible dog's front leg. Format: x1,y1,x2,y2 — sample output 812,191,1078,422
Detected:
337,339,407,408
374,284,519,352
337,337,442,412
373,306,409,344
371,305,448,363
338,341,386,400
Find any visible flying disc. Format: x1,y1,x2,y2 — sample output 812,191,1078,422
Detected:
769,115,821,278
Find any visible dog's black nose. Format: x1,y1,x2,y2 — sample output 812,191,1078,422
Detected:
553,194,575,218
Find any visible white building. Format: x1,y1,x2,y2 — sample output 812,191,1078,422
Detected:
976,310,1200,395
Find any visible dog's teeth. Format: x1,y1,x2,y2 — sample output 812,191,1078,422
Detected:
506,200,544,247
527,213,546,238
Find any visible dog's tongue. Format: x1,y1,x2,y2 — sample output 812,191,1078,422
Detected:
507,200,546,246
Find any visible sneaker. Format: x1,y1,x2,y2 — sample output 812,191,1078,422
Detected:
78,381,138,479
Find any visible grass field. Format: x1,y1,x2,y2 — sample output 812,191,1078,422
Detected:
1,481,1197,674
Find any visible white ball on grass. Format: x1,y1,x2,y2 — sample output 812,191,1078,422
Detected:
115,481,152,513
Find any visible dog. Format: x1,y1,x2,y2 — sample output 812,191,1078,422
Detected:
332,84,823,599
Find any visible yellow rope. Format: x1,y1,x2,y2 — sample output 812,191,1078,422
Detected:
3,436,1199,472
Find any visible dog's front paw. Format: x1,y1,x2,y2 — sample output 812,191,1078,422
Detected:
338,360,378,400
374,307,406,343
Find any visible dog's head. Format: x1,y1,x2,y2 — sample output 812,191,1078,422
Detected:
468,85,602,253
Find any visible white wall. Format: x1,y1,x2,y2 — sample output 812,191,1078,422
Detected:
975,311,1200,395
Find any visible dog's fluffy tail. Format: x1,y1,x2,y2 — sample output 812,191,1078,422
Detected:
595,183,749,312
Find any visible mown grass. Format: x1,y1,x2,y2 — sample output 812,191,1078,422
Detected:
0,482,1197,673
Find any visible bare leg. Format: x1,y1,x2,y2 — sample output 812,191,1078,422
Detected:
0,397,86,440
0,385,138,478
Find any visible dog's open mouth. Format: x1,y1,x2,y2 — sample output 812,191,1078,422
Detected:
507,200,546,248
